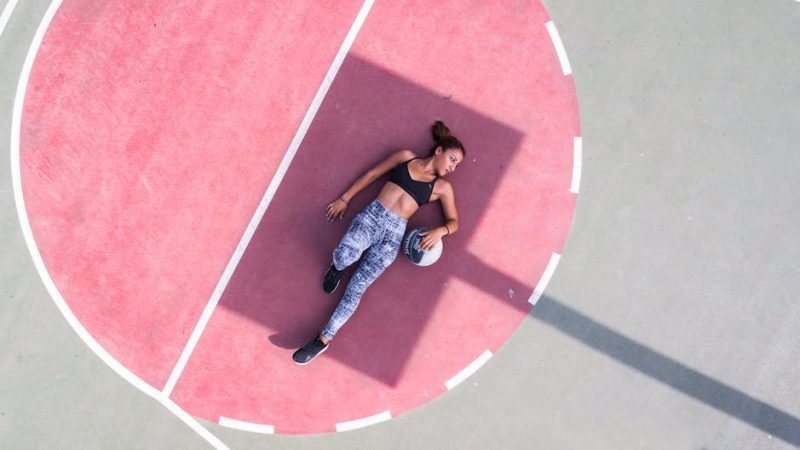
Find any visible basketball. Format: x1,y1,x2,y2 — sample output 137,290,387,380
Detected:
403,227,444,266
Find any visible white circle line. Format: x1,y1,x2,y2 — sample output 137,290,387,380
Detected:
335,410,392,432
444,350,494,390
570,136,583,194
0,0,21,40
528,252,562,305
545,21,572,76
218,416,275,434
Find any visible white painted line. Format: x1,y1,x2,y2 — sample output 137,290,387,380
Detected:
9,1,228,449
545,21,572,76
0,0,20,39
219,416,275,434
161,398,228,449
265,0,375,210
445,350,493,390
335,410,392,432
528,253,561,305
570,136,582,193
161,0,375,398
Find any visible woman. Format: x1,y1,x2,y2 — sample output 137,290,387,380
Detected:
293,121,465,365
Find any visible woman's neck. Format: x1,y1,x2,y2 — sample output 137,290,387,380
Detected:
417,156,437,178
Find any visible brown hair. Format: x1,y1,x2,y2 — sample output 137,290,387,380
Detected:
430,120,465,156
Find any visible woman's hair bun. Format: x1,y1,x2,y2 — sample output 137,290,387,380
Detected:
428,120,465,156
432,120,451,143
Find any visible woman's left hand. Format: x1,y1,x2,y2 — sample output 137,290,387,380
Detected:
418,227,446,251
325,198,348,221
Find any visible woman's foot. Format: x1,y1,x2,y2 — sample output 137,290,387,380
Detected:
322,264,343,294
292,335,329,365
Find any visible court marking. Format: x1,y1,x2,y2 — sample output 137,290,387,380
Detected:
445,350,493,390
11,0,582,436
218,416,275,434
161,0,376,398
9,0,228,449
528,253,561,305
570,136,582,193
545,21,572,76
0,0,20,39
335,410,392,432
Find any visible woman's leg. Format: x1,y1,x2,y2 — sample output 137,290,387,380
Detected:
321,233,402,341
332,211,376,270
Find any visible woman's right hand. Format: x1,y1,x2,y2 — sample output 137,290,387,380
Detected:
325,198,348,221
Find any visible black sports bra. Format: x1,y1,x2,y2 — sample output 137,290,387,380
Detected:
388,158,437,206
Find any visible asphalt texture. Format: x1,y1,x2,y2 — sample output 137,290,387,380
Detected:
1,0,799,449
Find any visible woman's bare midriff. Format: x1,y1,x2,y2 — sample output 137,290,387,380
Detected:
376,182,423,219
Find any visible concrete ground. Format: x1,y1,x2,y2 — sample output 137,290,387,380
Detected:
2,0,799,449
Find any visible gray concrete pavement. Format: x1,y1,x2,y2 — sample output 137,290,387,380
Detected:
2,0,799,449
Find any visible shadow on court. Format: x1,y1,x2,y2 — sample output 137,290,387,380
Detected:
215,53,529,386
532,295,800,448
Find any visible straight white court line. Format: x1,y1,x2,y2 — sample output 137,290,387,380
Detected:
445,350,493,390
570,136,582,193
545,21,572,76
9,1,228,449
0,0,20,39
219,416,275,434
528,253,561,305
335,410,392,432
162,0,376,398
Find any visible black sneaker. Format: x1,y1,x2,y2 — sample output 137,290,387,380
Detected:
322,264,343,294
292,336,329,365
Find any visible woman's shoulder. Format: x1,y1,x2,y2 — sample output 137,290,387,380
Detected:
392,149,417,162
370,149,418,176
433,178,453,195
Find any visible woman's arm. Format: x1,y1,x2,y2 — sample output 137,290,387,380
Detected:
419,180,459,250
325,149,416,220
340,149,415,203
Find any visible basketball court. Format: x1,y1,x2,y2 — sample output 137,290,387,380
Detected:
2,1,799,449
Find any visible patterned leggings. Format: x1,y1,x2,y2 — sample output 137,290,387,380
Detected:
321,200,407,340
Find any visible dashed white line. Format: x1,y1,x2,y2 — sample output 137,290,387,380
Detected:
528,253,561,305
161,0,376,398
0,0,20,39
445,350,493,390
335,410,392,432
10,1,228,449
570,136,582,193
545,21,572,76
218,416,275,434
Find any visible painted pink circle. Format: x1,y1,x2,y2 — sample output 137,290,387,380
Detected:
21,0,579,434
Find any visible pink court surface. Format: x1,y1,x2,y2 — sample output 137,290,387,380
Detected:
19,0,580,435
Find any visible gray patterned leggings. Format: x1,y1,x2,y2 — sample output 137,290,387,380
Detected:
322,200,407,340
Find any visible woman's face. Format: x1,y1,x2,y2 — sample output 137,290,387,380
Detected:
434,146,464,177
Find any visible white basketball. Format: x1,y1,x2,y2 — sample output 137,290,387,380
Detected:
402,227,444,266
